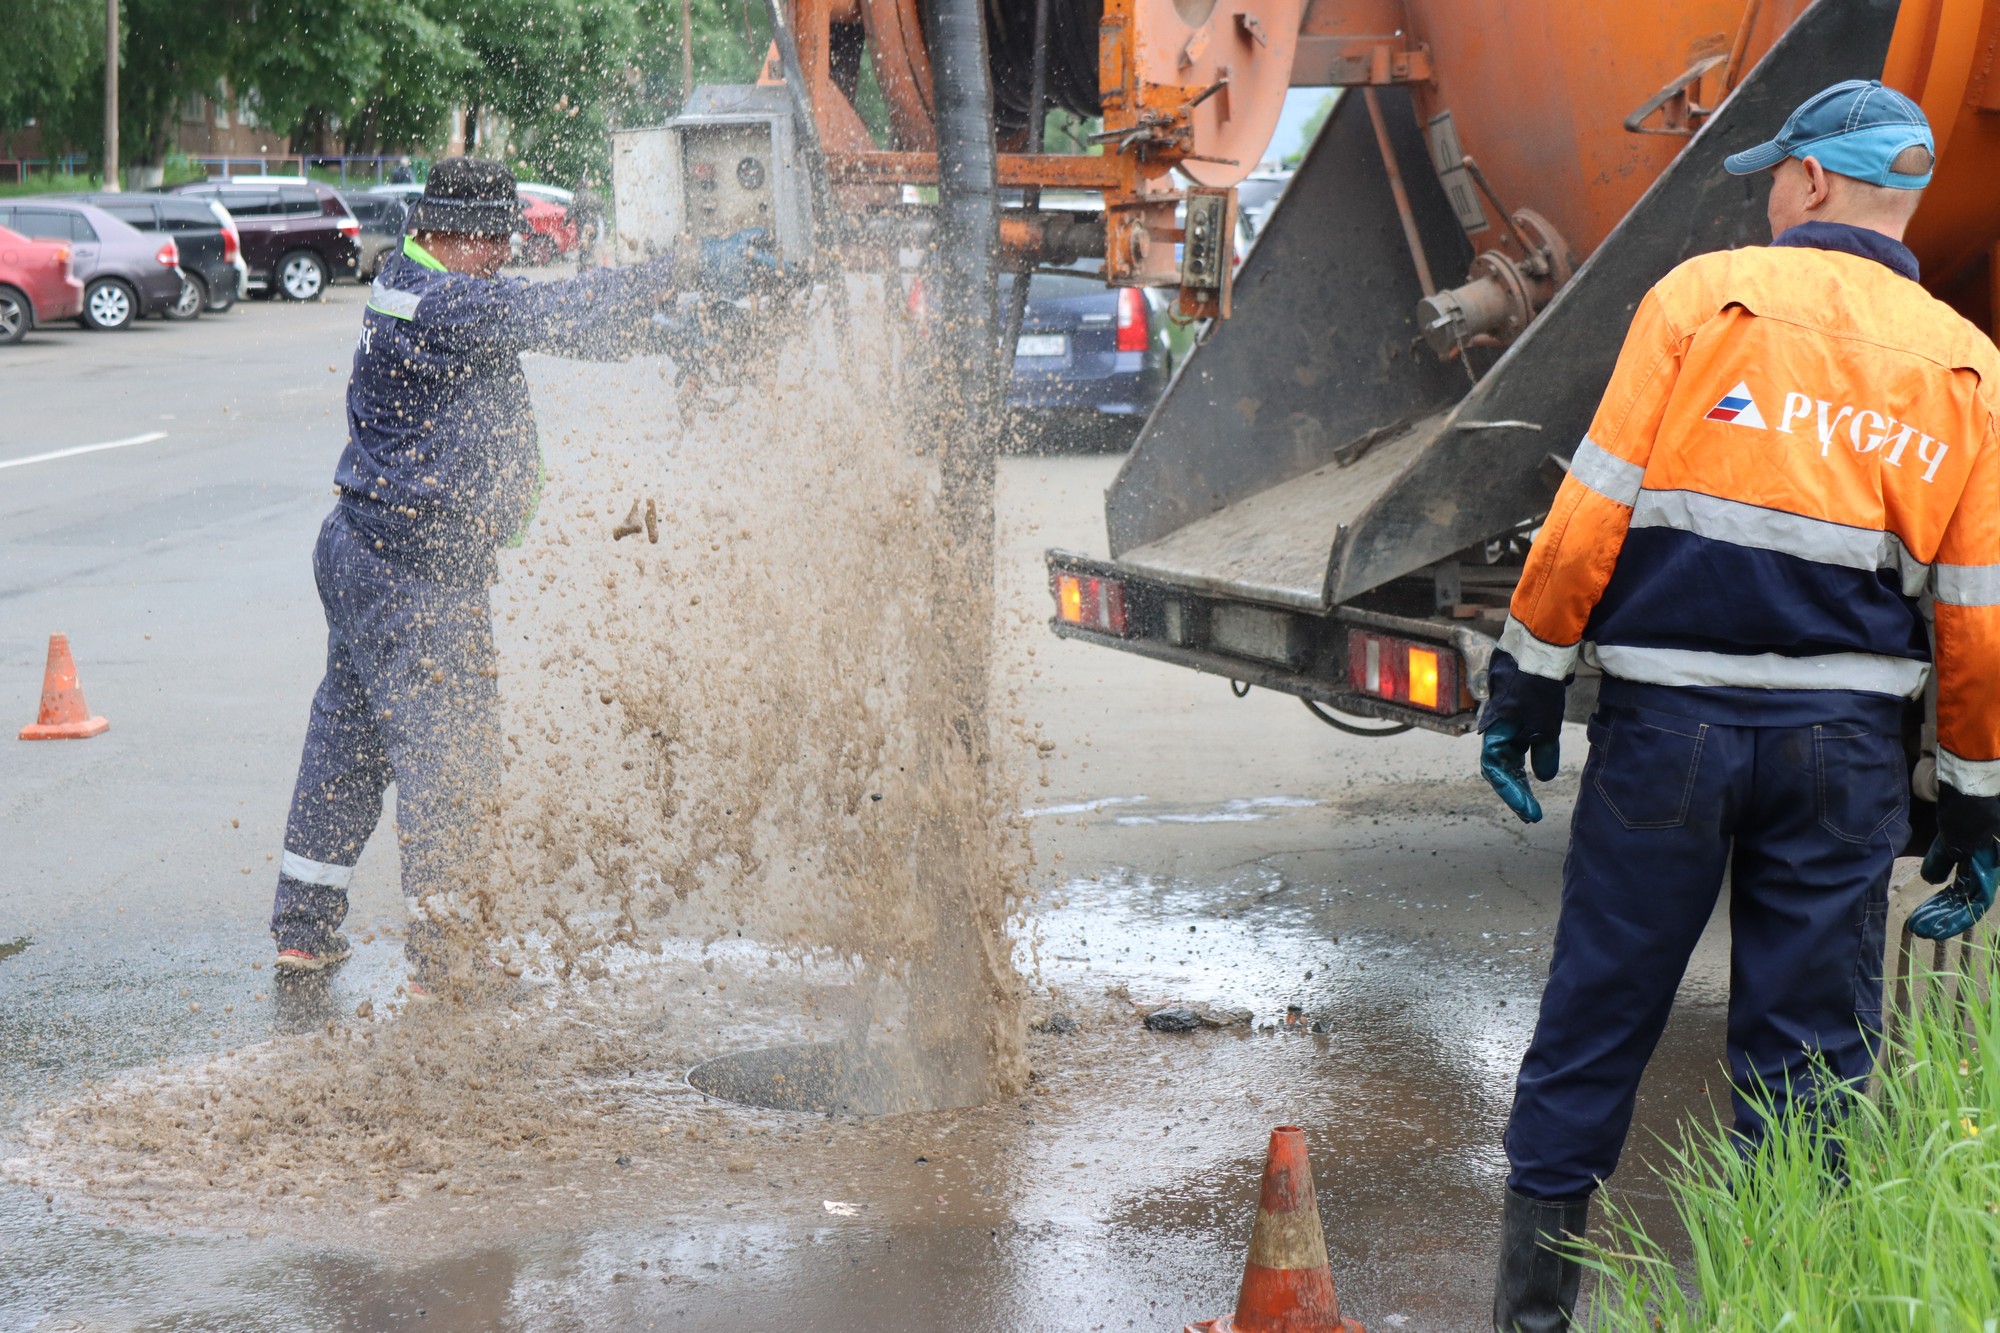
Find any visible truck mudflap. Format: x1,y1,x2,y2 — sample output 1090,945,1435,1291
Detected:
1047,549,1506,735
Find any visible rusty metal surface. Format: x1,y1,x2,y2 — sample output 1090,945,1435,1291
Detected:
1889,0,2000,331
860,0,936,148
792,0,875,152
1326,0,1903,604
1105,87,1471,558
1395,0,1815,265
826,149,1133,188
1293,1,1430,84
1109,0,1305,190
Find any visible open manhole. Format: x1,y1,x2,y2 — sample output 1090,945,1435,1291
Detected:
687,1041,987,1116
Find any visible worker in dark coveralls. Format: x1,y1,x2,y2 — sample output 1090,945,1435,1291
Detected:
567,185,605,270
267,157,762,989
1479,84,2000,1330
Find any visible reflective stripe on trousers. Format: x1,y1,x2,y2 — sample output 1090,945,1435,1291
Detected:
268,509,499,951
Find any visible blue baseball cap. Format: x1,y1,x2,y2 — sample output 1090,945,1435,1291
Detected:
1724,79,1934,188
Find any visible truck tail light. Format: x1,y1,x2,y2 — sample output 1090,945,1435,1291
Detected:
1115,285,1148,352
1346,629,1465,714
1052,570,1128,635
155,238,180,268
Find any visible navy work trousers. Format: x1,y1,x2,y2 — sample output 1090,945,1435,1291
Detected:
268,509,500,952
1504,694,1905,1200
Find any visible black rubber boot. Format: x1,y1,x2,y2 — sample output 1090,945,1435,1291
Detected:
1493,1187,1591,1332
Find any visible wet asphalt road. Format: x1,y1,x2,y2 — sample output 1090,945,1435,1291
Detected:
1,285,1745,1331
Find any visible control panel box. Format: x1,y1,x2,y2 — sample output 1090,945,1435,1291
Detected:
611,85,812,266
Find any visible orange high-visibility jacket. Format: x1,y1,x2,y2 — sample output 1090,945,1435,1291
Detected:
1501,238,2000,796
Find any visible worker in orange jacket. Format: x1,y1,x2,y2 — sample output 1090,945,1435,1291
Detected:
1479,81,2000,1332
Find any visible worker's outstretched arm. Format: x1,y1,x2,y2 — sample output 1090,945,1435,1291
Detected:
1915,404,2000,937
467,231,787,362
496,257,682,360
1480,288,1684,822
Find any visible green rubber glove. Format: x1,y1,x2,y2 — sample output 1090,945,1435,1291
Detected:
697,228,787,300
1481,720,1561,824
1911,836,1999,940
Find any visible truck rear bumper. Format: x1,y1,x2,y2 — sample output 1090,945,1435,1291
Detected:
1046,548,1501,736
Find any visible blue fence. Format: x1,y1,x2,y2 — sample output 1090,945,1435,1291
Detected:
191,156,428,186
0,156,90,182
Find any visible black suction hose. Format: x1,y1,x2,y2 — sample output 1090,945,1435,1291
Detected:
924,0,1004,741
996,0,1051,377
927,0,1003,460
986,0,1101,130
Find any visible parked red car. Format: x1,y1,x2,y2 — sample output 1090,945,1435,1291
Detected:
0,223,84,344
516,192,579,265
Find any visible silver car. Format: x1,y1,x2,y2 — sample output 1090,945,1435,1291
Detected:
338,191,410,279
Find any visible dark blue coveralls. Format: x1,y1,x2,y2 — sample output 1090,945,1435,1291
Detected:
269,238,673,958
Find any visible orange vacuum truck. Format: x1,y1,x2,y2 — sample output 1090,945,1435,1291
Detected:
622,0,2000,795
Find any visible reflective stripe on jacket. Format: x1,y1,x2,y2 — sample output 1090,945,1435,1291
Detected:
1501,226,2000,794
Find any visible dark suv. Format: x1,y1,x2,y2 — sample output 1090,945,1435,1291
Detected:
170,181,360,300
71,193,245,316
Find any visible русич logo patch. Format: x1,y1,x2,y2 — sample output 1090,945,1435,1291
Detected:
1704,381,1768,429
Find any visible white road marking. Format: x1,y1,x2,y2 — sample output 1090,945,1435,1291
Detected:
1113,796,1321,826
1022,795,1150,818
0,432,168,471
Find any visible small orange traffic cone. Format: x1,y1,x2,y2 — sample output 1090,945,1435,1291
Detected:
1185,1126,1365,1333
19,634,109,740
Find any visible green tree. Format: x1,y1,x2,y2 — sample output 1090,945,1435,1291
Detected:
119,0,237,167
0,0,98,155
20,0,237,175
0,0,796,184
1282,92,1336,169
342,3,472,154
451,0,643,186
626,0,771,120
235,0,393,153
234,0,471,154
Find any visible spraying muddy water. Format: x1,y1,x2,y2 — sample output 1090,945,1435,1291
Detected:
12,284,1030,1226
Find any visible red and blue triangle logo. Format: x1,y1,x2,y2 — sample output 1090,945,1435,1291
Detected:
1703,380,1767,429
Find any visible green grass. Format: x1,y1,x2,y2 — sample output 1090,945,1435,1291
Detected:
1583,952,2000,1331
0,172,103,198
0,162,212,198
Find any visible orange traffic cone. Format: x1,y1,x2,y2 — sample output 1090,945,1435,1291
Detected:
1185,1126,1366,1333
19,634,109,740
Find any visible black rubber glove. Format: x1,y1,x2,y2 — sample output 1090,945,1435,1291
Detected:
1933,781,2000,863
1478,651,1566,824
